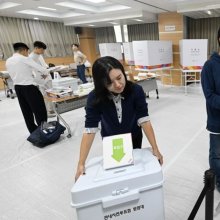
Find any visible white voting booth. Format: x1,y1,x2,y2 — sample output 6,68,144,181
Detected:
132,40,173,88
99,43,123,61
71,148,165,220
123,42,134,65
133,40,173,70
179,39,208,70
179,39,208,93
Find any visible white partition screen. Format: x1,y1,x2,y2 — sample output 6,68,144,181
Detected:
179,39,208,70
99,43,123,61
123,42,134,65
133,41,173,70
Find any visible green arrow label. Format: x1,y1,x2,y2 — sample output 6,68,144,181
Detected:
112,138,125,162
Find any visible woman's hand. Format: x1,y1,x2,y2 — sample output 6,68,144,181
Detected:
74,133,96,182
75,164,85,182
152,148,163,165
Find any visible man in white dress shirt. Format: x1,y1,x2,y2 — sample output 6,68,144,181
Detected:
29,41,54,116
6,42,50,134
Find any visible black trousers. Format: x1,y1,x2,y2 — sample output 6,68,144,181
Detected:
15,85,47,133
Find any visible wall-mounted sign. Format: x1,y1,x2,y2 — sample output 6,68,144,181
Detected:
165,25,176,32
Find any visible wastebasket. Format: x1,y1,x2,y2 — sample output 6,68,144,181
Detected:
71,148,165,220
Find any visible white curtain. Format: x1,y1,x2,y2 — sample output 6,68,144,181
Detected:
187,17,220,56
94,27,116,52
127,23,159,41
0,16,78,59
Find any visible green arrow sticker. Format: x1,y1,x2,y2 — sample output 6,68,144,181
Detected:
112,138,125,162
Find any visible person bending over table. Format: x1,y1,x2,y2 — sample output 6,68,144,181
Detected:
6,42,50,134
75,56,163,181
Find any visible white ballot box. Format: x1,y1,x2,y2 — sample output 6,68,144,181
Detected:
71,148,165,220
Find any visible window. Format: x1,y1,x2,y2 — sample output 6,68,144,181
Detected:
114,25,122,42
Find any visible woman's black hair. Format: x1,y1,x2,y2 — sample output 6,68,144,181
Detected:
92,56,133,104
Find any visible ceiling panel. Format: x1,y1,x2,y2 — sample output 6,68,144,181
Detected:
0,0,220,27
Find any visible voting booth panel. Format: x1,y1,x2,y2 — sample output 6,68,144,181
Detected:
179,39,208,70
99,43,123,61
123,42,134,65
133,40,173,69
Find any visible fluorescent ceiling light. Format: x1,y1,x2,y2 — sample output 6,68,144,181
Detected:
34,17,39,20
133,19,143,22
56,1,129,13
0,2,21,10
109,22,118,25
18,9,84,19
88,24,95,26
102,5,130,12
84,0,105,3
17,10,58,18
56,2,96,12
61,12,84,18
207,10,212,15
38,6,57,11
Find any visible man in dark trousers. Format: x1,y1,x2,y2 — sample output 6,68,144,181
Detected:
72,43,88,84
6,42,50,134
29,41,55,117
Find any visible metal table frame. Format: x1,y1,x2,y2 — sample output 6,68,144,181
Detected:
44,95,88,138
135,66,173,86
135,77,159,99
181,69,201,94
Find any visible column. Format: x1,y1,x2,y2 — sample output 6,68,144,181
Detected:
158,12,186,85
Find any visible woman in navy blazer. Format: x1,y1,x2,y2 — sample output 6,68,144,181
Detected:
75,56,163,180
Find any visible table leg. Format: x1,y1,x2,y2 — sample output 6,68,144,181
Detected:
53,103,72,138
156,89,159,99
146,92,149,98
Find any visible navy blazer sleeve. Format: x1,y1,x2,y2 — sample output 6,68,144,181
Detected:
85,91,101,128
133,84,149,119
